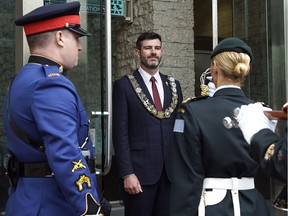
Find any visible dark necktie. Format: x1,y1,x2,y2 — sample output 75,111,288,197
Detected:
150,76,162,111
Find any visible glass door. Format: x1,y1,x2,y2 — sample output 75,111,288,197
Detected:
60,0,118,204
62,0,124,213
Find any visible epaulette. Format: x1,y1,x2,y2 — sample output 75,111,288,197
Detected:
178,96,209,113
182,97,194,104
182,96,209,104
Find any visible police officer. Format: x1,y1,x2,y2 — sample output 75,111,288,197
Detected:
2,2,110,215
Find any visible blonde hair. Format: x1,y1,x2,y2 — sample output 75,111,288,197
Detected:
213,51,251,80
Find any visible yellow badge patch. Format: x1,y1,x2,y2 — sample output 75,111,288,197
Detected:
264,143,275,160
72,159,86,173
76,175,92,191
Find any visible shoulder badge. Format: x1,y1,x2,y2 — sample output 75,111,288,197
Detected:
178,96,209,114
182,97,195,103
183,96,209,103
264,143,275,160
42,65,61,77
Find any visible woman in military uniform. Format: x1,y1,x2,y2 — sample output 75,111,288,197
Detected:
170,38,271,216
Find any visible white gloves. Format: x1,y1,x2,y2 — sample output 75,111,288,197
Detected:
236,103,278,144
206,76,216,97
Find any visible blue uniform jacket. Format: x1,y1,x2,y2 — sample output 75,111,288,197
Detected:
3,59,100,216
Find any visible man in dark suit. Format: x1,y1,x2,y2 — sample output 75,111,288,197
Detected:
112,31,183,216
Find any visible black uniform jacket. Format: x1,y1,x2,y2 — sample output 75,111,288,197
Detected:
170,87,271,216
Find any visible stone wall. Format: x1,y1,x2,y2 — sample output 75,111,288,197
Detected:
114,0,195,99
0,1,15,211
0,1,15,134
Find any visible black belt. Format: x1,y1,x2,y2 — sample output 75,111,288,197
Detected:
6,155,96,187
19,159,95,177
19,161,53,177
6,157,53,187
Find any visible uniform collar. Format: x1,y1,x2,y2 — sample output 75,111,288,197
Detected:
215,85,240,92
213,86,245,97
28,54,64,72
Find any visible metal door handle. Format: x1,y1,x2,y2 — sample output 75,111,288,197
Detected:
91,111,112,175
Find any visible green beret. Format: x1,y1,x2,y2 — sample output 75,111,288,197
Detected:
211,37,253,62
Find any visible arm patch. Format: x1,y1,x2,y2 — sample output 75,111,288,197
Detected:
173,119,185,133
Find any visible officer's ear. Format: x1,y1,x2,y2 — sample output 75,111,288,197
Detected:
210,61,218,75
55,30,65,47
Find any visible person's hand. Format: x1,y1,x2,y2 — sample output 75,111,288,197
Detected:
236,103,278,144
123,174,143,195
206,76,216,97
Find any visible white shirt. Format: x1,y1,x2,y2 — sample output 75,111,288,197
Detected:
215,85,241,93
138,67,164,106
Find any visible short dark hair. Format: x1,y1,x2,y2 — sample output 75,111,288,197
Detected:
136,31,162,49
27,31,54,50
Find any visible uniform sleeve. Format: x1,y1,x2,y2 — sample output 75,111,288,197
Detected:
170,103,204,216
31,77,101,215
112,80,134,178
250,128,287,183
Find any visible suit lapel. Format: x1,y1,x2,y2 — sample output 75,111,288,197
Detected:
160,73,171,109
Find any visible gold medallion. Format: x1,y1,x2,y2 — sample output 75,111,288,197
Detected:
127,75,178,119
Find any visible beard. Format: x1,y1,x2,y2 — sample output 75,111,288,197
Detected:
140,55,162,69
